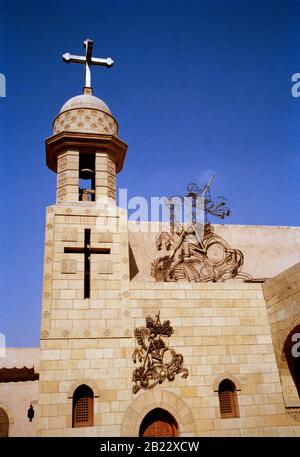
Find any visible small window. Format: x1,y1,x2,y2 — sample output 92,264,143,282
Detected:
218,379,239,418
72,384,94,428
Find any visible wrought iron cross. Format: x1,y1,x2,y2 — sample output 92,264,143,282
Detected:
62,39,114,89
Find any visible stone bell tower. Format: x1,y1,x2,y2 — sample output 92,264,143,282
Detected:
47,92,127,204
46,38,127,204
38,40,131,436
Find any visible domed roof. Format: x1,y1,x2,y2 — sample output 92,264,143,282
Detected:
60,94,111,115
53,92,118,136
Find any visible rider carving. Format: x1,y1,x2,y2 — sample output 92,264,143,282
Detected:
132,313,189,394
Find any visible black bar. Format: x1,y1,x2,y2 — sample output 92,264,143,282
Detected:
89,248,111,254
64,247,85,254
84,228,91,299
0,437,296,455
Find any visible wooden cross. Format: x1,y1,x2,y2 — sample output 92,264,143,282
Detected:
64,228,110,298
62,39,114,89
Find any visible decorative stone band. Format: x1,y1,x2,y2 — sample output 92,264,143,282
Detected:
53,108,118,136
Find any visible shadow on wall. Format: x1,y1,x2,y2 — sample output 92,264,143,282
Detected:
129,244,139,280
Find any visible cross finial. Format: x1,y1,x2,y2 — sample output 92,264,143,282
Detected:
62,39,114,94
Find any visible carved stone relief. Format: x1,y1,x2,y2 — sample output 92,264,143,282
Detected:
53,108,118,135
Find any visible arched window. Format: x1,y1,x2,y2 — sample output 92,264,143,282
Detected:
139,408,178,437
72,384,94,428
0,407,9,437
284,324,300,396
218,379,239,418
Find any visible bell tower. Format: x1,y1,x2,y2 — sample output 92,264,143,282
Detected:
38,40,131,436
46,92,127,203
46,38,127,204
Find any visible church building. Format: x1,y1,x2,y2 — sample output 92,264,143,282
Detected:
0,39,300,437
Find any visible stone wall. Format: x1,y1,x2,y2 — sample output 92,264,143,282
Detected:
263,262,300,409
38,280,300,436
38,202,131,436
123,281,299,437
36,206,300,436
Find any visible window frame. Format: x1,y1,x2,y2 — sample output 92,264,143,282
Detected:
72,384,94,428
218,379,239,419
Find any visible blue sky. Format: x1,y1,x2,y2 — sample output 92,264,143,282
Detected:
0,0,299,346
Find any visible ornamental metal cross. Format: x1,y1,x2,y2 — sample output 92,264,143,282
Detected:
62,39,114,89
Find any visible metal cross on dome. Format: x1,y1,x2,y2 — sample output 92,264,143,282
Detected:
62,39,114,90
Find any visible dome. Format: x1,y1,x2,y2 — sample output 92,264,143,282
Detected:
53,93,118,136
59,94,111,115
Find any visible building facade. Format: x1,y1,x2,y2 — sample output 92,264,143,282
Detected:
1,45,300,437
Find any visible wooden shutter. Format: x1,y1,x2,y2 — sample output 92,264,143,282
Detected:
73,385,93,427
218,380,238,418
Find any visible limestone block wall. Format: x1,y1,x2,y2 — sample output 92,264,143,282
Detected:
38,202,131,436
263,262,300,408
38,281,300,437
40,203,130,341
125,282,299,437
37,206,300,437
56,151,79,204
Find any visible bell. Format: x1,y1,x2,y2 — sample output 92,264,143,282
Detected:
80,168,94,179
